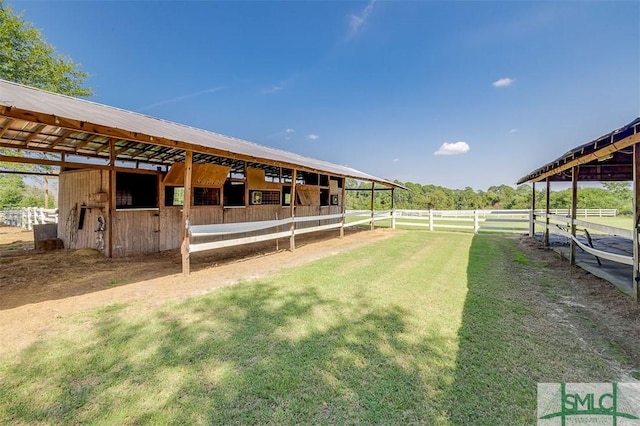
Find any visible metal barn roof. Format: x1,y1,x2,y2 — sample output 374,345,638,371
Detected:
517,118,640,184
0,79,399,187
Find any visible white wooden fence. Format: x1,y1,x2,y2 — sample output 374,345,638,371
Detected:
533,208,617,217
533,212,632,266
1,207,59,230
365,209,532,234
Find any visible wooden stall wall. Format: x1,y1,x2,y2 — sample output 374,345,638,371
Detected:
159,207,183,251
57,169,110,252
111,210,160,256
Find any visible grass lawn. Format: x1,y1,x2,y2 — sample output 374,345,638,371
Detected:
0,232,626,424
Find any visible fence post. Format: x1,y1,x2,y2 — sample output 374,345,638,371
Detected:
473,210,479,234
529,210,534,237
429,209,434,231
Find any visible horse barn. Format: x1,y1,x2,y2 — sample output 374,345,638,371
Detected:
518,117,640,301
0,79,401,274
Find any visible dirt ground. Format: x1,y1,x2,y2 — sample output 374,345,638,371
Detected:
1,226,639,375
0,225,396,354
517,236,640,377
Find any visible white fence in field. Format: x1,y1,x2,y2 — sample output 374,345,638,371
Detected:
534,208,617,217
390,209,531,233
1,207,58,230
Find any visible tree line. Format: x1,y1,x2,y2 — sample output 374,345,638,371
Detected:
345,180,633,215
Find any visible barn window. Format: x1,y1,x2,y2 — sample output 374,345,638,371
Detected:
249,190,280,205
320,188,330,206
116,172,158,209
165,187,220,206
165,186,184,206
297,171,318,185
282,186,291,206
194,188,220,206
224,181,245,206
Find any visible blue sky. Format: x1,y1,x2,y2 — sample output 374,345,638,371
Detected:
10,0,640,189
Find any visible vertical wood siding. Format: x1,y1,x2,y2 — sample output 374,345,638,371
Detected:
57,169,110,252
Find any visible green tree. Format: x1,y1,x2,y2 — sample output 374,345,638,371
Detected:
0,1,91,96
0,1,92,208
0,174,25,207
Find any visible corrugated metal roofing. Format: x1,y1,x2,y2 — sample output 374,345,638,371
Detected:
0,79,401,187
517,118,640,184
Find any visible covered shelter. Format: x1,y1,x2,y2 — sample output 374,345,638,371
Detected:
518,118,640,301
0,80,401,274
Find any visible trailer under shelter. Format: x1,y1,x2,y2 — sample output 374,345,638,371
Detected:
0,80,401,274
518,117,640,301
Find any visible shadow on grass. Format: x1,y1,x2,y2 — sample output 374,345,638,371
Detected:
445,235,618,425
0,277,452,424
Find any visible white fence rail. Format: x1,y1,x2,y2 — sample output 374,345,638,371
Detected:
1,207,58,230
533,208,617,217
533,212,632,267
188,211,397,254
377,209,532,234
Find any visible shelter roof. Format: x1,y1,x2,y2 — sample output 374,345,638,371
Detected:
0,79,400,188
517,118,640,184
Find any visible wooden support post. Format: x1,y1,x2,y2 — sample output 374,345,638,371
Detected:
340,178,346,238
570,166,578,265
429,209,434,231
370,183,375,231
529,182,536,237
108,138,116,258
391,187,396,230
44,177,49,209
289,169,297,251
544,177,550,247
181,150,193,276
633,144,640,302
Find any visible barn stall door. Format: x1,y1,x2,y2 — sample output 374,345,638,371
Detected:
111,210,160,256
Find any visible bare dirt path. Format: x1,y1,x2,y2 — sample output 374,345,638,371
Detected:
0,226,397,354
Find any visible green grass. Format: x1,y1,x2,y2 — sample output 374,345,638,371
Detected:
579,215,633,230
0,233,622,424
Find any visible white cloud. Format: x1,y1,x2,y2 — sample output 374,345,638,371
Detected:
509,128,518,134
492,78,515,88
307,134,320,140
348,0,376,38
434,141,470,156
138,86,225,111
393,158,400,162
285,128,295,133
261,84,283,94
